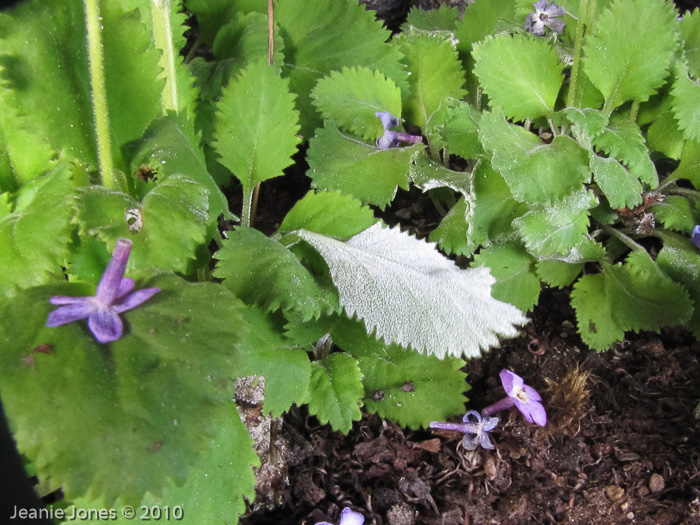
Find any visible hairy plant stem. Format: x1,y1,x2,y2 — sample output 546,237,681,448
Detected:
84,0,115,189
241,187,254,228
629,100,640,122
567,0,596,108
151,0,178,113
602,224,645,252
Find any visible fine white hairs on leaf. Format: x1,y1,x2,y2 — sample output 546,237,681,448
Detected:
296,223,527,359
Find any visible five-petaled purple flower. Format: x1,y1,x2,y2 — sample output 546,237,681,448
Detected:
430,410,499,451
375,111,423,150
482,369,547,426
316,507,364,525
46,239,160,344
691,225,700,249
525,0,566,35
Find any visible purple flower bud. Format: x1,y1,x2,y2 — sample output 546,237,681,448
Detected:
316,507,364,525
482,369,547,426
691,225,700,249
375,111,423,150
46,239,160,343
525,0,566,36
430,410,499,451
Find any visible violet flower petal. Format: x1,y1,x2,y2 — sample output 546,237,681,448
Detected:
498,369,547,427
50,296,92,305
479,431,495,450
691,225,700,248
338,508,364,525
95,239,132,304
88,309,124,344
117,277,135,299
376,111,399,130
46,301,95,327
113,288,161,313
547,18,566,35
461,434,479,450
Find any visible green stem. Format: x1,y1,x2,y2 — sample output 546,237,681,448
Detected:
84,0,115,189
241,186,253,227
629,99,640,122
602,224,645,252
151,0,178,113
567,0,595,108
665,186,700,201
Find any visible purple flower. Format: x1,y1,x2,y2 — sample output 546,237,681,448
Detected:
46,239,160,344
430,410,499,451
482,369,547,426
316,507,364,525
375,111,423,150
691,225,700,249
525,0,566,35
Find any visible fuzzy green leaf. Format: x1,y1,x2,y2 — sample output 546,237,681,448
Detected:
0,275,247,505
480,108,590,203
651,196,695,234
234,307,312,417
279,190,378,240
276,0,407,137
123,116,229,218
297,224,527,359
307,123,420,209
429,197,472,256
76,176,210,273
214,227,339,321
404,4,460,31
673,139,700,186
392,28,466,128
472,242,541,312
213,58,301,193
582,0,678,110
0,0,163,171
0,168,74,295
571,251,693,350
537,260,584,288
185,0,265,46
671,63,700,142
646,110,686,160
556,107,609,144
590,154,643,209
333,318,467,429
680,9,700,79
427,99,482,159
306,353,364,433
311,67,402,141
473,34,564,121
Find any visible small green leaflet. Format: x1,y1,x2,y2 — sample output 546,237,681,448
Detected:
307,123,420,209
472,242,541,312
671,63,700,142
332,318,468,429
0,168,74,295
589,154,643,209
679,9,700,79
473,34,564,121
426,98,482,159
76,176,210,273
213,58,301,192
480,108,590,203
296,224,527,360
214,227,339,321
392,28,466,128
651,196,695,234
571,251,692,350
0,275,248,505
311,67,402,141
582,0,678,111
305,353,364,433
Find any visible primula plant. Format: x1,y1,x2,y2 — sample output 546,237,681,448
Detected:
0,0,698,521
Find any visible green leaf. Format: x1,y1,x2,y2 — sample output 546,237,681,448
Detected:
0,0,163,171
536,259,584,288
473,34,564,121
122,116,229,218
404,4,461,31
673,139,700,186
332,318,467,429
392,28,466,128
311,67,402,141
671,63,700,142
306,353,364,433
590,154,643,209
679,9,700,79
213,58,301,195
593,116,658,187
185,0,266,46
571,251,693,350
427,99,482,159
234,307,312,417
429,197,471,256
555,107,609,145
214,227,339,321
297,224,527,359
651,195,695,234
582,0,678,110
307,123,420,209
473,242,541,312
279,190,378,240
76,176,210,273
646,110,686,160
276,0,407,137
480,108,590,203
0,168,74,295
0,274,247,505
